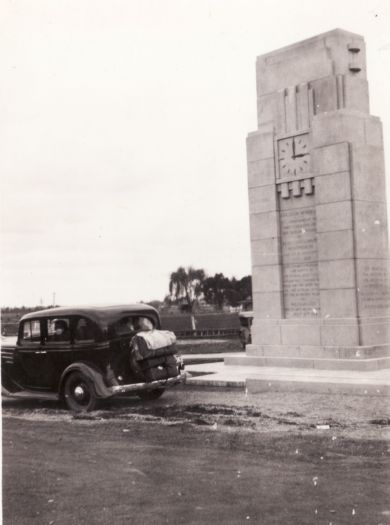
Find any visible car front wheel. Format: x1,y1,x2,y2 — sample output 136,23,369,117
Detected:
63,371,98,412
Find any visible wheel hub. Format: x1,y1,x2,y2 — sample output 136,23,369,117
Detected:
74,385,86,399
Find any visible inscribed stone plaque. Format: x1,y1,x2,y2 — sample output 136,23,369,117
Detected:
357,260,390,316
280,193,320,318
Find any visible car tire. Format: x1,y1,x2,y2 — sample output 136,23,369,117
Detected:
63,371,98,412
137,388,165,401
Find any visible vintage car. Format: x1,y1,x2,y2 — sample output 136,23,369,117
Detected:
1,304,186,412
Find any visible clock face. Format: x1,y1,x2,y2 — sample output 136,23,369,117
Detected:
278,133,310,179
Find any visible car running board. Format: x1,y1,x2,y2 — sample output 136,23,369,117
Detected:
2,387,59,401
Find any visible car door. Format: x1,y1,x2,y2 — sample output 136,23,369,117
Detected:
72,316,106,369
40,317,74,389
15,319,49,389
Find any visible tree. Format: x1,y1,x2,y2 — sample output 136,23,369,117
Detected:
203,273,230,310
168,266,205,329
237,275,252,308
202,274,252,309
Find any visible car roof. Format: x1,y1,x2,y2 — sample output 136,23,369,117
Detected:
21,304,159,325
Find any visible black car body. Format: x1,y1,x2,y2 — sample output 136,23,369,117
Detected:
1,304,186,411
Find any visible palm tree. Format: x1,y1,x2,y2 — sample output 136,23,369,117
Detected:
169,266,205,330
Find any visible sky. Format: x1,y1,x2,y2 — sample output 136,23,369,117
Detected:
1,0,389,307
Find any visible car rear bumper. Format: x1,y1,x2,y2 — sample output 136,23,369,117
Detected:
108,371,188,395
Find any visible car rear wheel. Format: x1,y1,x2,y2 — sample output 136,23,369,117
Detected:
137,388,165,401
63,372,98,412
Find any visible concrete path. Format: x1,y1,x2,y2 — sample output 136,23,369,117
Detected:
184,355,390,396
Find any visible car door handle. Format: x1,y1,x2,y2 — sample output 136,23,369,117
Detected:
34,350,47,354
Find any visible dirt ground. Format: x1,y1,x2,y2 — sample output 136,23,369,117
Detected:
3,386,390,525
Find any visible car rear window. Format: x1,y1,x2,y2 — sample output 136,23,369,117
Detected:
114,316,137,336
113,315,156,336
21,320,41,343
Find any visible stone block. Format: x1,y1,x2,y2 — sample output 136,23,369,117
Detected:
257,42,333,95
265,356,316,368
252,292,283,319
315,172,351,204
320,323,359,346
281,323,321,346
250,211,279,240
251,344,340,359
311,357,388,371
359,320,390,346
317,230,354,260
344,76,369,113
316,201,353,232
251,237,281,267
324,30,367,77
312,110,366,148
354,201,389,258
247,131,274,161
251,322,282,345
257,92,278,127
248,185,278,213
296,82,310,131
319,259,356,289
351,145,386,202
279,190,317,211
312,142,350,176
320,289,358,318
248,158,275,188
311,76,338,114
364,117,383,147
252,265,282,293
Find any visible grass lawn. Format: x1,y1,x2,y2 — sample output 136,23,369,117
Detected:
176,338,242,354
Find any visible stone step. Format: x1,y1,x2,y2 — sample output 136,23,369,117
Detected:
246,377,390,396
246,344,390,360
225,354,390,371
185,362,390,396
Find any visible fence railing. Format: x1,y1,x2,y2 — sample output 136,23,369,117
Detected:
174,328,240,339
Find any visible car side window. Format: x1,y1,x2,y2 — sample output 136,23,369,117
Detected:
45,318,70,343
21,320,41,344
74,318,95,342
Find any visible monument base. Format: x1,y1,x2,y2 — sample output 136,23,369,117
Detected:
226,315,390,371
226,346,390,371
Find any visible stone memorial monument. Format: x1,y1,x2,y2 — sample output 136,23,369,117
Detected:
229,29,390,372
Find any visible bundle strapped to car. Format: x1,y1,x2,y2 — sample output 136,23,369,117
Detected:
130,330,180,383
